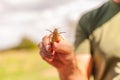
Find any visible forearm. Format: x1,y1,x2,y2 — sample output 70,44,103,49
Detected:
58,66,88,80
57,56,88,80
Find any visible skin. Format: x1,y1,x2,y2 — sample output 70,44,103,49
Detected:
38,0,119,80
39,35,92,80
113,0,120,3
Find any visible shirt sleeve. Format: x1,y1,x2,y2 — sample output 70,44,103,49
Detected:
74,15,91,54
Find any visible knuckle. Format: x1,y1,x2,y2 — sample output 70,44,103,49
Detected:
42,35,49,41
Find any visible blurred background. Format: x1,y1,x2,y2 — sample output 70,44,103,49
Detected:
0,0,107,80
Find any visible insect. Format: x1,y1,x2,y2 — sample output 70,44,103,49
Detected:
47,28,65,44
45,28,65,59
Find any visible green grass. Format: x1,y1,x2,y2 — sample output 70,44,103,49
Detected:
0,49,59,80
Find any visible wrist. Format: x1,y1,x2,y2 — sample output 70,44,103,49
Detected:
57,54,88,80
57,57,83,80
58,65,87,80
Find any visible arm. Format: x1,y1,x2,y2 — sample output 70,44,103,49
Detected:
39,35,92,80
58,54,92,80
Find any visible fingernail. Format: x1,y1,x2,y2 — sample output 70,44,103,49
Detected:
46,45,51,51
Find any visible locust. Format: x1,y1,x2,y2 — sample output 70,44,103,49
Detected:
47,28,65,44
46,28,65,58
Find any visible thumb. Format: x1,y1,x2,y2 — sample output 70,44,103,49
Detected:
53,38,73,54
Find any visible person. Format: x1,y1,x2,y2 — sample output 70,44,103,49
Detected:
38,0,120,80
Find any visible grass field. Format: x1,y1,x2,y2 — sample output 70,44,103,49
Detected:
0,49,59,80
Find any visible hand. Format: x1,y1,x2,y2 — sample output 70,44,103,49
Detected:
38,35,77,70
38,35,90,80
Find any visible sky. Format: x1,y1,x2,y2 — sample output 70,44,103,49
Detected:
0,0,107,50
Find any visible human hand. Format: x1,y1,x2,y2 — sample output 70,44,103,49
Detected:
38,35,77,70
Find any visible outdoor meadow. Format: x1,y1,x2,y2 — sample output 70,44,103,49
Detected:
0,44,59,80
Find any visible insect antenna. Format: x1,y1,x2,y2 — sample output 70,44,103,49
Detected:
59,32,66,34
46,29,53,33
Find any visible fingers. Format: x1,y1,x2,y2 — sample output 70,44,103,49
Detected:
38,34,71,62
42,35,51,51
38,35,55,62
40,51,54,62
39,42,54,62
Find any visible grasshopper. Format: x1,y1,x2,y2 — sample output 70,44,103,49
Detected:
47,28,65,44
46,28,65,57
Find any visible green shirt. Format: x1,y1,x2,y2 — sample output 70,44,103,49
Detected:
74,0,120,80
